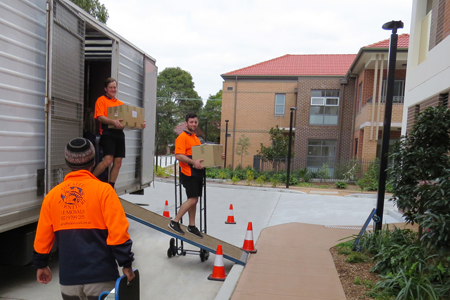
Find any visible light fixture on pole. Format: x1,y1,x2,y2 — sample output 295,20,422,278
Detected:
375,20,404,232
286,107,297,188
224,120,229,168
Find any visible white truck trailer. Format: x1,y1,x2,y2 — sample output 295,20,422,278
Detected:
0,0,157,264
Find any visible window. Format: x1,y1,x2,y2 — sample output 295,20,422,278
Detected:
307,140,337,173
227,86,233,91
309,90,340,125
381,80,405,103
275,94,285,115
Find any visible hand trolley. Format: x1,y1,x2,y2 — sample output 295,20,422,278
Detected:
167,161,209,262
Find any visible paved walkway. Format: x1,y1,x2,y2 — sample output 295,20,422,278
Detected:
231,223,358,300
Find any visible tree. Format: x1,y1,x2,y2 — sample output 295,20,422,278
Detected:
70,0,109,23
389,106,450,250
157,67,202,120
235,135,250,167
257,125,289,169
156,67,202,152
198,90,222,143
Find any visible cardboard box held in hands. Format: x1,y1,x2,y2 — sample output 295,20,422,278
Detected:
108,104,145,129
192,144,224,167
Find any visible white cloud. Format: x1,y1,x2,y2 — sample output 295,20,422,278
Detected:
102,0,412,100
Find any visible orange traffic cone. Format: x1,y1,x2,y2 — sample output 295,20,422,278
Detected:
241,222,257,253
208,244,226,281
163,200,171,219
225,204,236,224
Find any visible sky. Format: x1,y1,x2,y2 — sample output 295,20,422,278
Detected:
102,0,413,100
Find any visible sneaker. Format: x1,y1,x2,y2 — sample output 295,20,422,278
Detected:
168,221,184,235
187,226,203,238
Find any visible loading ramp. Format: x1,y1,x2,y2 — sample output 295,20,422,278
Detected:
120,198,249,266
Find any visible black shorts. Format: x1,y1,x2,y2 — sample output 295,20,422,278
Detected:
100,135,125,158
180,173,203,199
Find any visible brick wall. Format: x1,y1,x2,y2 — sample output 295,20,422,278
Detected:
221,78,298,168
292,77,355,170
430,0,450,50
406,94,441,133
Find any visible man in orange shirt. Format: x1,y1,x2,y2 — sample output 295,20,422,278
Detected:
33,137,135,300
92,78,145,189
169,113,205,238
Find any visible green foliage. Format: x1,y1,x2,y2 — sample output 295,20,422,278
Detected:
205,168,219,178
298,182,315,187
355,225,450,300
218,170,228,180
334,159,360,182
294,168,308,181
236,135,251,167
357,160,379,191
335,181,348,189
346,252,370,263
154,166,170,178
388,106,450,246
197,92,222,143
231,176,239,185
316,164,330,182
255,175,266,186
258,125,290,169
336,241,354,255
71,0,109,23
157,67,202,122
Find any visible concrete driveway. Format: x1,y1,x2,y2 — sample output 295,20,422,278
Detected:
0,179,401,300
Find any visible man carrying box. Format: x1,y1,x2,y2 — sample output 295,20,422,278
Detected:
93,78,145,189
168,113,206,238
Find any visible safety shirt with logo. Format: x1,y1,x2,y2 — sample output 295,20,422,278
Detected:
33,170,134,285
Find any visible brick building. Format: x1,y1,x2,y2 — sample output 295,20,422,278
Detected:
220,54,356,170
349,34,409,162
403,0,450,132
221,34,410,172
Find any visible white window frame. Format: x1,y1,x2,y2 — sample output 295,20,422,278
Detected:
275,94,286,115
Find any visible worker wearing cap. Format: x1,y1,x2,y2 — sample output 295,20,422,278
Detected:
33,137,135,300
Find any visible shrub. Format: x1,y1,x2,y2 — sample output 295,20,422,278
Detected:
255,175,266,186
357,160,379,191
346,252,370,263
154,166,170,178
335,181,348,189
231,176,240,185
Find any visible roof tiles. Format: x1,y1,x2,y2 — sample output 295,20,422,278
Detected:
363,33,409,48
223,54,357,76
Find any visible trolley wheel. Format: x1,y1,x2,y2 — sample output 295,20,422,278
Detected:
200,249,209,262
167,238,177,258
167,248,173,258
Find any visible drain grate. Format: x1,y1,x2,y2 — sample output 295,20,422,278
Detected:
325,225,361,230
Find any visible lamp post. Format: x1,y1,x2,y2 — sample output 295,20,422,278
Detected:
155,112,164,170
224,120,229,168
286,107,297,188
375,20,404,232
203,117,208,142
156,113,160,170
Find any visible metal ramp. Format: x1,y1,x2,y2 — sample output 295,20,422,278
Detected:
120,198,249,266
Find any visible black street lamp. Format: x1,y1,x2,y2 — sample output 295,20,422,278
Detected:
224,120,229,168
286,107,297,188
203,117,208,142
155,112,164,170
375,20,404,232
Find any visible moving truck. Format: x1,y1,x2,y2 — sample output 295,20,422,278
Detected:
0,0,157,264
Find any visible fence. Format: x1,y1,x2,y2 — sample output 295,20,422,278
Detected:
253,155,383,182
155,155,176,168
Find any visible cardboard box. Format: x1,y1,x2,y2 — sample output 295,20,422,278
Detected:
192,144,224,167
108,104,144,129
